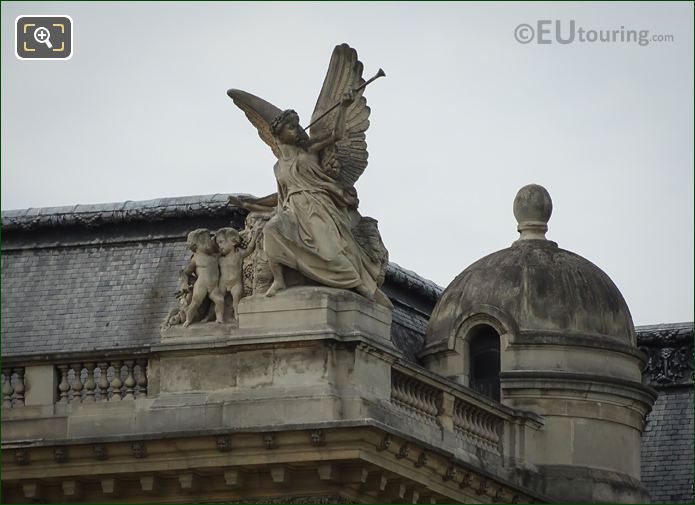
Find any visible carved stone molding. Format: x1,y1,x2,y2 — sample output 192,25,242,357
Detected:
216,435,232,452
93,444,108,461
414,452,428,468
395,443,410,459
476,479,490,496
376,434,391,451
54,447,69,463
459,471,473,489
263,433,278,450
131,441,147,459
637,323,693,386
309,429,326,447
14,449,29,466
442,465,457,482
1,427,541,504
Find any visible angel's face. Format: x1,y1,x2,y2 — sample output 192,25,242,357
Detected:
277,119,300,144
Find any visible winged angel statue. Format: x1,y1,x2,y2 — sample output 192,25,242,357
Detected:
227,44,392,308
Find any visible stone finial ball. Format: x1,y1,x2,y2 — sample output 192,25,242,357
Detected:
513,184,553,224
513,184,553,241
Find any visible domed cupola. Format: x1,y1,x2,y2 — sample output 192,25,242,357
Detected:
420,184,656,503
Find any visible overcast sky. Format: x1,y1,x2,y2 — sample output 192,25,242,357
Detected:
2,2,693,326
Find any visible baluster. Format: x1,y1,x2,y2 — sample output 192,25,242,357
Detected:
57,365,70,403
432,391,441,417
409,380,420,411
2,369,14,408
83,363,96,402
487,417,498,450
414,383,425,414
491,419,501,444
425,388,434,417
418,385,427,416
393,375,402,401
488,417,500,446
407,380,417,411
392,375,401,402
97,362,109,401
398,376,408,404
136,359,148,398
404,379,415,410
473,409,484,440
424,386,435,417
110,361,123,401
13,368,25,406
423,386,433,416
486,415,497,445
417,383,427,418
70,363,84,403
469,409,478,441
463,406,474,441
123,360,135,400
469,408,479,439
452,402,461,430
483,414,492,442
426,389,436,417
481,412,491,442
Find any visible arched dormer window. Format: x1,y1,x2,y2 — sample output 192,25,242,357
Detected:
468,325,500,401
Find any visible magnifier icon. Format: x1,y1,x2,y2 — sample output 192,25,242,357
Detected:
34,26,53,49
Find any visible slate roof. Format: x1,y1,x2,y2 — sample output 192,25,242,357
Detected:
637,322,694,504
641,387,693,503
1,194,441,361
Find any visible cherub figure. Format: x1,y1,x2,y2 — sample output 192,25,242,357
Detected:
181,229,224,327
214,227,259,322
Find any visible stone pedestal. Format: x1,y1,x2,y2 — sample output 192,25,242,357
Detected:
238,286,392,341
159,286,393,348
149,286,395,431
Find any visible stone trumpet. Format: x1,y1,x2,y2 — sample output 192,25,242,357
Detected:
304,68,386,131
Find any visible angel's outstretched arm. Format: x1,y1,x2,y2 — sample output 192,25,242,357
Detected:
228,193,278,212
254,193,279,207
307,92,353,154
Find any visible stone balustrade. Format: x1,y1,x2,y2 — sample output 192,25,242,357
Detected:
391,369,442,423
453,398,502,454
390,365,508,456
0,356,149,409
2,368,25,408
56,359,148,403
3,345,524,468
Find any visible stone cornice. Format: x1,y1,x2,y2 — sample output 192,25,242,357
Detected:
0,424,547,503
500,370,658,406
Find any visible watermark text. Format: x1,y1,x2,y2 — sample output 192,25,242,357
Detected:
514,20,674,46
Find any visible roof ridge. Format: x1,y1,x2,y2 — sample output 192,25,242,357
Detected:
1,193,248,231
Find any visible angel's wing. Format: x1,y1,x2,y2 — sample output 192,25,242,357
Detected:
227,89,283,158
310,44,371,189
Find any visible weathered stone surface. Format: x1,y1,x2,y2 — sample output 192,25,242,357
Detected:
238,286,392,342
227,45,389,305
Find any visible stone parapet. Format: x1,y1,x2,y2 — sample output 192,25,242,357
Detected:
2,288,548,503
